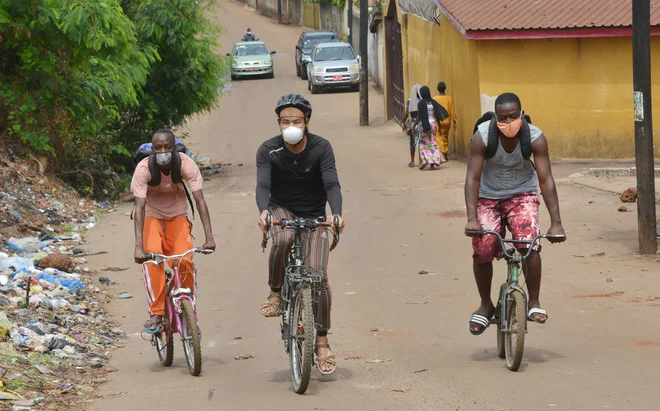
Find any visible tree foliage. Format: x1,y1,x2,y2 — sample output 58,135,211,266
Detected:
0,0,230,196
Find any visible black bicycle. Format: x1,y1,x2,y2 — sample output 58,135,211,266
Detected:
467,230,565,371
261,215,339,394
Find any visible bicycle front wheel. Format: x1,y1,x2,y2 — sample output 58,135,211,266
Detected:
496,283,506,359
155,309,173,367
504,290,526,371
180,299,202,376
289,283,315,394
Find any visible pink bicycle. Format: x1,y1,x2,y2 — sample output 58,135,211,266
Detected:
142,248,213,376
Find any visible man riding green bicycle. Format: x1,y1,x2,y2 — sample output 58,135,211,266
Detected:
464,93,566,335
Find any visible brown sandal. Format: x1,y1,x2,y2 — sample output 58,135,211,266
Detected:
315,343,336,375
260,294,282,317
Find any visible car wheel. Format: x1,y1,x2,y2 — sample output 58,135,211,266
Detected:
307,79,311,91
301,64,308,80
311,82,320,95
268,71,274,79
351,83,359,92
296,62,301,77
231,74,237,81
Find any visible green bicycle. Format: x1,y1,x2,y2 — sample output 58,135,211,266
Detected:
469,230,565,371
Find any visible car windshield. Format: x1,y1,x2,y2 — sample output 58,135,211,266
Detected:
304,36,336,49
233,44,268,56
313,46,355,62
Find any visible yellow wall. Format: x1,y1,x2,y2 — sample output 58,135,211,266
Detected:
397,13,482,155
302,2,320,29
478,37,660,158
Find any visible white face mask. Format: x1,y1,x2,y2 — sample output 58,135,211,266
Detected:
282,126,304,145
156,152,172,166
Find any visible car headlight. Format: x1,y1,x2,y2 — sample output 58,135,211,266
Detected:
313,66,324,73
262,61,272,65
349,64,359,71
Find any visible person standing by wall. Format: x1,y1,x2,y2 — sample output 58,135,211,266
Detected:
433,81,457,160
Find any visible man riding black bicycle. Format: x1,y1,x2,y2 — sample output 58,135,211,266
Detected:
256,93,345,375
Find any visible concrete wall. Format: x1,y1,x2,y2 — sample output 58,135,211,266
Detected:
477,37,660,158
256,0,277,17
283,0,302,25
319,2,344,36
401,14,481,156
368,19,384,88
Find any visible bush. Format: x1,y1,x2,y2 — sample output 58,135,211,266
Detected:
0,0,230,197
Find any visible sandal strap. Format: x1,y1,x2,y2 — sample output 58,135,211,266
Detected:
470,313,490,327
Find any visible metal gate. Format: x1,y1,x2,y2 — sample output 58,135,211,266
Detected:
385,17,405,125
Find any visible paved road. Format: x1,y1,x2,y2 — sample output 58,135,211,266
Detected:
87,2,660,410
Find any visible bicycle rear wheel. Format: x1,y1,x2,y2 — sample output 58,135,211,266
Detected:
504,290,526,371
496,283,506,359
289,283,315,394
180,299,202,376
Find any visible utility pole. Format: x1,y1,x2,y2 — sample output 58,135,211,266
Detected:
347,0,353,46
277,0,282,24
632,0,657,254
359,0,369,126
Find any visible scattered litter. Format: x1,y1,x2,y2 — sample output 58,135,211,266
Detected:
392,387,411,393
234,354,254,360
233,336,242,340
606,278,614,283
617,205,629,212
406,301,428,305
344,356,363,360
99,277,111,285
366,358,392,363
591,252,606,257
370,327,379,332
101,267,129,272
413,369,427,373
418,270,429,275
117,293,133,299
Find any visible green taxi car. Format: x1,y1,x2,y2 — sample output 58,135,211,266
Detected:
227,42,276,80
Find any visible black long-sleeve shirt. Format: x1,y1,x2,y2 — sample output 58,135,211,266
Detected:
256,133,342,218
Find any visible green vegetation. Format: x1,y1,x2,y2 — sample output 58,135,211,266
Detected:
0,0,230,197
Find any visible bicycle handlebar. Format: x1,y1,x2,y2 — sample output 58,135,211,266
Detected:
465,230,566,260
261,215,340,251
144,248,214,265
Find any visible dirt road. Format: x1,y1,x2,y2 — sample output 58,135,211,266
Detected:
86,2,660,410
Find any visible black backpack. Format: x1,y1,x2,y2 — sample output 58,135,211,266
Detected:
130,139,196,220
473,112,535,167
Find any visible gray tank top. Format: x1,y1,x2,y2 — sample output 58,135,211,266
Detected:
478,120,543,200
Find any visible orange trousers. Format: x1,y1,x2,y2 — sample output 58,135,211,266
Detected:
142,216,195,316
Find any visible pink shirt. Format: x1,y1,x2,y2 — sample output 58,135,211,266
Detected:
131,153,203,220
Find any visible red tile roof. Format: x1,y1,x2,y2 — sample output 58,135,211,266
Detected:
436,0,660,31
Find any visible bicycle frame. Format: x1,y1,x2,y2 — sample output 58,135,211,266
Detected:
143,248,209,340
262,216,338,349
467,231,564,331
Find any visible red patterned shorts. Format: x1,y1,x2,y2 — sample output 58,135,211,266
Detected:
472,192,541,264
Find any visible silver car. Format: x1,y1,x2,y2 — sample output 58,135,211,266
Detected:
307,42,361,94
